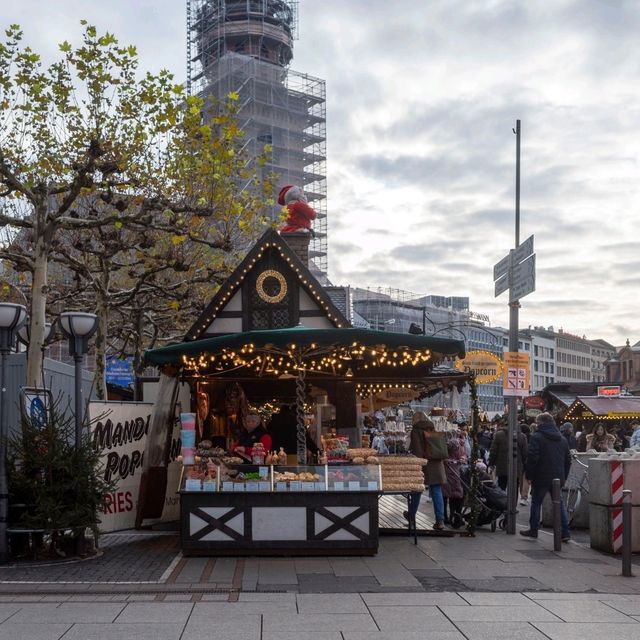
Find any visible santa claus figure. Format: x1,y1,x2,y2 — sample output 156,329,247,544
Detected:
278,185,316,235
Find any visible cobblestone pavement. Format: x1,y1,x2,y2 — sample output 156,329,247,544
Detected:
0,532,179,584
0,591,639,639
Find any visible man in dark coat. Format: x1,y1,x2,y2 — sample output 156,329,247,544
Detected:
521,412,571,541
488,422,528,491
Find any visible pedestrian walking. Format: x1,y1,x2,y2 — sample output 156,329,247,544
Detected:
560,422,577,450
409,412,447,530
488,420,528,492
520,412,571,542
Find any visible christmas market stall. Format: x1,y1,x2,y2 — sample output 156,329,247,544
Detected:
139,229,465,555
564,395,640,430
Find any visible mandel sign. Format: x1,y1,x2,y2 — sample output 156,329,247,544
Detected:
454,350,503,384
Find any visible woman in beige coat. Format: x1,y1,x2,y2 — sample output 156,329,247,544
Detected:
410,412,446,530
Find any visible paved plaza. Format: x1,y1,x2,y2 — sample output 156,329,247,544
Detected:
0,504,638,639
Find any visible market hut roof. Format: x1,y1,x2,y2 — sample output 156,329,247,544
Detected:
145,326,465,379
564,395,640,421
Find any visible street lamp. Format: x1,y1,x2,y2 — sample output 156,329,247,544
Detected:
17,322,56,349
0,302,27,563
58,312,98,447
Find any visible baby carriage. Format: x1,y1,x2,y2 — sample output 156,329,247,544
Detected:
459,465,507,532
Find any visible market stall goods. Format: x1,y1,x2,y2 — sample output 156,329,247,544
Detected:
377,455,427,492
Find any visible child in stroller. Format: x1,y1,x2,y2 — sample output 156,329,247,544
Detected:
459,462,508,531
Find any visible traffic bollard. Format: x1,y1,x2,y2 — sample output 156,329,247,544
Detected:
552,478,562,551
622,489,632,577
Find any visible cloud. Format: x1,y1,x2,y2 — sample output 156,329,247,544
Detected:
2,0,639,344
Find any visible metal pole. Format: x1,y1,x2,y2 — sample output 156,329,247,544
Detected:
0,338,9,563
552,478,562,551
622,489,632,577
74,351,83,448
506,119,522,535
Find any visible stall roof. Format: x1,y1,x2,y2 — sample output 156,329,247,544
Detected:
565,395,640,420
145,326,465,368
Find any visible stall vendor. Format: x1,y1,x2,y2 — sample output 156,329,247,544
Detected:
233,414,272,458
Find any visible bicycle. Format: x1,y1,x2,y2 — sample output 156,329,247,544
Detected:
562,454,589,524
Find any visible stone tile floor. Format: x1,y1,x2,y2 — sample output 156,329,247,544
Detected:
0,592,637,639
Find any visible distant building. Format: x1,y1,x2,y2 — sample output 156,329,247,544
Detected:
589,339,617,383
606,340,640,394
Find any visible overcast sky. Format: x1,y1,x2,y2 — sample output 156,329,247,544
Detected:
2,0,638,345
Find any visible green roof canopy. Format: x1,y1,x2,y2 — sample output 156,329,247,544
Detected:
145,327,465,368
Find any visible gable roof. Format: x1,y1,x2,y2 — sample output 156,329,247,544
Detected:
185,228,349,341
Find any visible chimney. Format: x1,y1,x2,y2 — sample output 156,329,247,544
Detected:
282,232,310,266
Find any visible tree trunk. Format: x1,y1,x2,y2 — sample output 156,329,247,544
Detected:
94,294,108,400
26,233,49,388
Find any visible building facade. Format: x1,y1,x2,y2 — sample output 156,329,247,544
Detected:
606,340,640,394
589,339,617,383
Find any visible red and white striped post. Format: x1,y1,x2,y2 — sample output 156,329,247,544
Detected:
611,460,624,553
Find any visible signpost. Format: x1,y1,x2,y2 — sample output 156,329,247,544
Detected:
492,119,536,535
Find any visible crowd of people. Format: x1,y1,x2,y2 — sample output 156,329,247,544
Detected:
404,409,640,536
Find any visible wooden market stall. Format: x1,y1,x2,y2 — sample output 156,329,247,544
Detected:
138,229,466,555
564,395,640,430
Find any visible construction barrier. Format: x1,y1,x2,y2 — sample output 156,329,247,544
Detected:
589,455,640,554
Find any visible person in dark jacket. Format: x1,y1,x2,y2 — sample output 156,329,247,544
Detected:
521,412,571,541
561,422,578,450
488,423,528,491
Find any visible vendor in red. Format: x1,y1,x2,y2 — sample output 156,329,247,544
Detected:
233,414,272,458
278,185,317,235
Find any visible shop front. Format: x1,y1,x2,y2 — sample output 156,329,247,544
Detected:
139,229,466,555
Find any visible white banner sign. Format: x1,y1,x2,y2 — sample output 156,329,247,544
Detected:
89,401,181,532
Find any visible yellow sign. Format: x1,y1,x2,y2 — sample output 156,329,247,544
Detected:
455,350,503,384
503,352,530,397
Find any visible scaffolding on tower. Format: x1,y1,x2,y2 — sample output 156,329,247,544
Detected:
186,1,327,276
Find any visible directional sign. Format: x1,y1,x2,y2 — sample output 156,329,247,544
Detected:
503,352,530,397
509,254,536,302
513,234,534,266
494,273,509,297
493,253,511,281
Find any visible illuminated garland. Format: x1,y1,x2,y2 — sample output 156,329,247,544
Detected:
256,269,287,304
182,341,433,378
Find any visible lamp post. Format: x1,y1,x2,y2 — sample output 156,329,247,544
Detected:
58,312,98,448
17,322,55,351
0,302,27,563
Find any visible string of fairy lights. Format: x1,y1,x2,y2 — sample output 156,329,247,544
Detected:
181,341,434,377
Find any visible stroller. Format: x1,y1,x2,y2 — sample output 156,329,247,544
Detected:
459,465,507,532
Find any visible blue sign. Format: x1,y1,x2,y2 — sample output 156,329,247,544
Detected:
106,357,135,389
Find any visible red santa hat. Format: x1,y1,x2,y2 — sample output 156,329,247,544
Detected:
277,185,294,206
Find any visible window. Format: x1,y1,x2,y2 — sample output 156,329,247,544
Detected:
534,345,539,356
550,348,554,359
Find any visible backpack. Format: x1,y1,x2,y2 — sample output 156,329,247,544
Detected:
423,432,448,460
